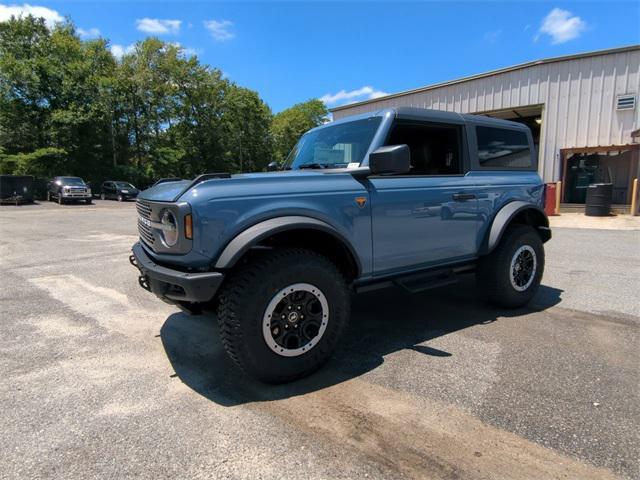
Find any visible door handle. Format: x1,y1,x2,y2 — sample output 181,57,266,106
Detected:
452,192,476,201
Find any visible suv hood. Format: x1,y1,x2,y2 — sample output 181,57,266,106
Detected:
138,180,192,202
138,170,361,203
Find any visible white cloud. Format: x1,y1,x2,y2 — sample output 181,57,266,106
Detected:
320,86,389,106
77,27,100,39
204,19,234,41
110,43,135,60
536,8,586,44
0,3,63,28
136,17,181,34
483,29,502,43
170,42,201,58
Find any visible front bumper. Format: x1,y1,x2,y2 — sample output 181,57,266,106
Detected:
62,192,92,199
130,242,223,304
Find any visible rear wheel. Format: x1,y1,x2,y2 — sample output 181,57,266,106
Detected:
217,248,350,383
477,224,544,308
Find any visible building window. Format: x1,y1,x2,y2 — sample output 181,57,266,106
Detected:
476,126,532,168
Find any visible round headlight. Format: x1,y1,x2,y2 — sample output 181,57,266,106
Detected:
160,210,178,247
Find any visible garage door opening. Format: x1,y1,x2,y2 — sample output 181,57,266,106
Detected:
560,146,640,206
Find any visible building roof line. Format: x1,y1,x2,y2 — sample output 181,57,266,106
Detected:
329,45,640,112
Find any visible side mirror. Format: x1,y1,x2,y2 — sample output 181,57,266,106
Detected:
368,144,411,175
267,161,280,172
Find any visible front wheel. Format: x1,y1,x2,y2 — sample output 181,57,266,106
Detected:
477,224,544,308
217,248,350,383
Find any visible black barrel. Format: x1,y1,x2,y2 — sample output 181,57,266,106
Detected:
585,183,613,216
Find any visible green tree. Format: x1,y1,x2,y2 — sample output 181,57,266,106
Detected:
220,85,272,173
271,99,328,163
0,15,281,185
0,16,115,184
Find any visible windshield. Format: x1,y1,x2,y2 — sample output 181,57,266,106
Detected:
60,177,85,186
115,182,135,189
284,117,382,170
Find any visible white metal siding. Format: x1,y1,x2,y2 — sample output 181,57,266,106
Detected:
332,49,640,182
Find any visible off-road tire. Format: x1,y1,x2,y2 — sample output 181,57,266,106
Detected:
477,224,544,308
217,248,350,383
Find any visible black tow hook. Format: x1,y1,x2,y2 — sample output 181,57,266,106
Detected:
129,254,138,268
138,274,151,292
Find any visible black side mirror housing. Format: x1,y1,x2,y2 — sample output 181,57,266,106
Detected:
368,144,411,175
267,161,280,172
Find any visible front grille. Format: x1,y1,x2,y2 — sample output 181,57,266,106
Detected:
136,199,152,218
136,199,155,246
65,187,87,197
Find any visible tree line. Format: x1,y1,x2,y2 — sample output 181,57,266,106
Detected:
0,16,328,187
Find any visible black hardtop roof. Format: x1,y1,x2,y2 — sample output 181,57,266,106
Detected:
392,106,530,130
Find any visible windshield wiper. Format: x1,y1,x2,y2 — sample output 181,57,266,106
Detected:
298,163,330,169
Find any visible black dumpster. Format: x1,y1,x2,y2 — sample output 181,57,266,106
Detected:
585,183,613,216
0,175,35,204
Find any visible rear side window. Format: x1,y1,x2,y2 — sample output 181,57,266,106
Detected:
476,127,532,168
385,122,462,175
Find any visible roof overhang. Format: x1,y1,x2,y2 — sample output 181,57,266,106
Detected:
329,45,640,113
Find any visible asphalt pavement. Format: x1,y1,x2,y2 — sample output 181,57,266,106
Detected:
1,200,638,479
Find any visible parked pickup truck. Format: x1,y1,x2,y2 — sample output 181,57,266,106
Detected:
47,176,92,204
130,107,551,383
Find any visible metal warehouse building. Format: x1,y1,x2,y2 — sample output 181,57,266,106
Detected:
331,45,640,209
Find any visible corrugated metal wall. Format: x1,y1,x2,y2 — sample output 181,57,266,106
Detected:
332,49,640,182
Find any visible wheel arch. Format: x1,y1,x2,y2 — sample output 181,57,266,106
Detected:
214,216,362,280
481,201,551,255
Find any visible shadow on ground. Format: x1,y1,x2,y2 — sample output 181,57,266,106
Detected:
160,276,562,406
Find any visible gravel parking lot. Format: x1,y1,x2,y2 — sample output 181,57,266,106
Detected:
1,201,638,479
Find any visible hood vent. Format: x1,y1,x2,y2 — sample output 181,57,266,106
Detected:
616,94,636,111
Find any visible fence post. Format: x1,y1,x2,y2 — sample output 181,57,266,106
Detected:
631,178,639,216
555,181,562,215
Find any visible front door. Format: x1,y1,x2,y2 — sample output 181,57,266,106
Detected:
368,121,479,275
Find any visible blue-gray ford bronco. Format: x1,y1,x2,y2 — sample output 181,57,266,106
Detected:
131,107,551,383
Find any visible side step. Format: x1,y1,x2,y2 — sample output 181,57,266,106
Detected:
394,269,458,294
355,264,474,294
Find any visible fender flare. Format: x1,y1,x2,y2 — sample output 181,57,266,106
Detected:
482,201,551,254
214,215,362,274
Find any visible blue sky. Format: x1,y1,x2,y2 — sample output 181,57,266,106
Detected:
1,1,639,112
